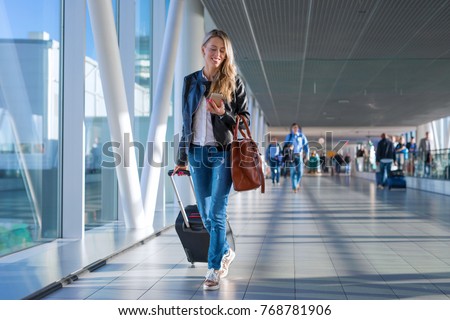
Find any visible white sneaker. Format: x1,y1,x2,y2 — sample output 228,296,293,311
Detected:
219,248,235,278
203,268,220,290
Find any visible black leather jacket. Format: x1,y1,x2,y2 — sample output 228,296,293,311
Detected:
176,70,250,166
376,138,396,162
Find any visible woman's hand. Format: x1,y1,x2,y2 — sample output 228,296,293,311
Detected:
173,165,188,175
206,98,226,116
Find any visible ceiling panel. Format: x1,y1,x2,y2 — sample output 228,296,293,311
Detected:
201,0,450,135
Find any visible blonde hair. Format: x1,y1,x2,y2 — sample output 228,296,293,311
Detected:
202,29,236,102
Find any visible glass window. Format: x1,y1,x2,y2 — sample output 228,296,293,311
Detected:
134,0,152,167
84,0,118,229
0,0,61,256
135,0,177,231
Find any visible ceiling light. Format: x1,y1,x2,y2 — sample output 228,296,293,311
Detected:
338,99,350,104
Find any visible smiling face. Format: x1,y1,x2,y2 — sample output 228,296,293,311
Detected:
202,36,226,73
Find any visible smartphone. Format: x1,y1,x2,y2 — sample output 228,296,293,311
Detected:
209,93,224,106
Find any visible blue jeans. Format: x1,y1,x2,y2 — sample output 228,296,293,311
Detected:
188,145,232,270
269,158,280,183
289,155,304,190
424,152,431,177
376,161,392,186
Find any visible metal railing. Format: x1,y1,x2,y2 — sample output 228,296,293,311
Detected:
355,148,450,180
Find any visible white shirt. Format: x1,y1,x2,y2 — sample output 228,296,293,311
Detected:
192,96,216,146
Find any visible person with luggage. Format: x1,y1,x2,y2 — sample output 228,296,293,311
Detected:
265,137,282,184
375,133,397,189
173,29,250,291
284,123,309,192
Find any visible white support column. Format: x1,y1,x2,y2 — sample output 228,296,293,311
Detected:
258,109,265,146
140,0,185,227
118,0,135,118
152,0,167,217
87,0,144,228
61,0,85,238
248,96,256,137
247,95,253,117
252,105,260,143
152,2,165,93
117,0,136,224
173,0,204,207
445,117,450,149
264,121,269,145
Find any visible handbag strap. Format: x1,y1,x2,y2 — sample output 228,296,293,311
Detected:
234,115,252,140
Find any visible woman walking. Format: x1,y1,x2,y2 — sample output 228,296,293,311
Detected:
174,29,250,290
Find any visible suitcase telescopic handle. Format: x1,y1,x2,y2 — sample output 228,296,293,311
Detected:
167,169,191,176
168,169,196,228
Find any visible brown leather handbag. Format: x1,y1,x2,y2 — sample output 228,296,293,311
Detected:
231,115,265,193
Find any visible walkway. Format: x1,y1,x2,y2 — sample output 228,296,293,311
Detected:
40,175,450,300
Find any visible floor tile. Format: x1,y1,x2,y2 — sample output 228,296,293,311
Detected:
86,288,147,300
6,175,450,300
139,289,195,300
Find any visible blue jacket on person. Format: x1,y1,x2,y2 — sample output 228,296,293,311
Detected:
265,143,282,163
177,70,250,166
284,131,309,155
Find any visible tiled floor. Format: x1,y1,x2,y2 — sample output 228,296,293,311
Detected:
41,175,450,300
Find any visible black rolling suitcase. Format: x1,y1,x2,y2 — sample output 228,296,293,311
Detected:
168,169,235,265
387,169,407,190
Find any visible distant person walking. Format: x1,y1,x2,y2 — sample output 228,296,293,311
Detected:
406,137,416,175
395,136,408,171
265,137,282,185
376,133,396,189
284,123,309,193
419,132,432,177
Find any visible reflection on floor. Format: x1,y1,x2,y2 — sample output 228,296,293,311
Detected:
37,175,450,300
